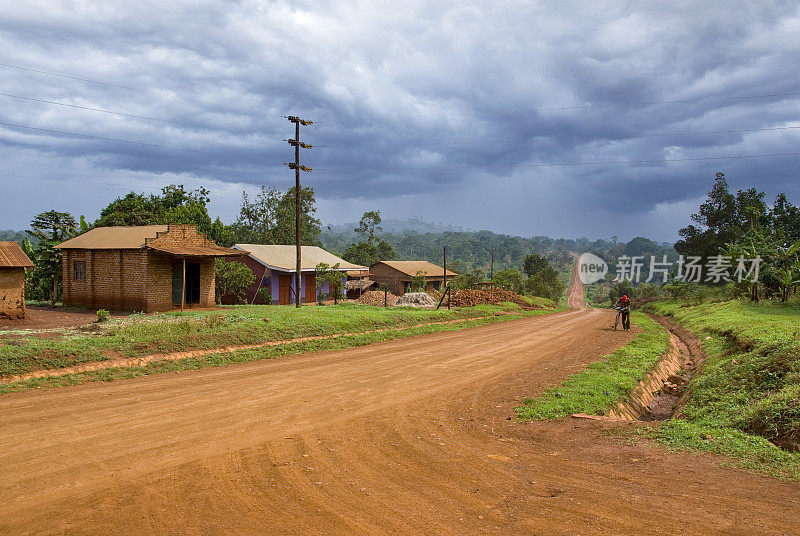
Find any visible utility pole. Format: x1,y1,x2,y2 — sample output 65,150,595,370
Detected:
489,248,497,279
283,115,313,308
443,246,450,310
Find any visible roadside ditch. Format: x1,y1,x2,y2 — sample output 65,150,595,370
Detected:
608,315,705,422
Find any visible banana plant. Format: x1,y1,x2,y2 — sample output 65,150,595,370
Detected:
775,239,800,302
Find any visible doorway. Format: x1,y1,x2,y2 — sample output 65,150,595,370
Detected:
172,261,201,306
278,274,292,305
305,273,316,303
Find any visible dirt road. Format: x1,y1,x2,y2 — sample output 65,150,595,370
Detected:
1,268,797,535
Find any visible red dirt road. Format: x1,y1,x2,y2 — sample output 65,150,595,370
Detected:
0,272,797,534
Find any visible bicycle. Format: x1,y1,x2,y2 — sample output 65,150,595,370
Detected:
613,307,622,331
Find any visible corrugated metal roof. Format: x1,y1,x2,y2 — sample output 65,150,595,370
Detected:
0,241,34,268
234,244,367,272
55,225,169,249
374,260,458,278
148,244,242,257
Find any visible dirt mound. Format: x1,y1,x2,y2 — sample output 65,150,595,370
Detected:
355,290,399,307
394,292,437,308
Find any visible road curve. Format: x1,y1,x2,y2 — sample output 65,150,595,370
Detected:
0,268,797,535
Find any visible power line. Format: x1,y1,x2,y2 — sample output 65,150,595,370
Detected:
0,92,221,130
314,125,800,148
0,158,249,185
313,150,800,172
0,121,202,152
530,91,800,111
0,172,247,197
0,62,329,123
0,172,166,190
0,62,262,116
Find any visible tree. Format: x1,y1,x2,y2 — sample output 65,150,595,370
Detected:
609,280,634,303
451,268,484,290
675,172,768,258
214,259,255,304
342,241,379,267
315,262,344,304
208,217,237,248
272,186,322,246
343,239,398,267
493,268,525,294
26,210,78,304
355,211,383,245
94,185,213,235
522,253,549,277
525,272,565,301
772,193,800,243
233,186,281,244
376,240,397,261
411,270,427,292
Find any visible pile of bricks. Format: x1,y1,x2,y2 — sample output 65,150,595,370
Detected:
355,290,400,307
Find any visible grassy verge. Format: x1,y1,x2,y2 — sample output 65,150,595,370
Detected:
0,302,562,377
641,300,800,481
516,312,670,419
0,311,545,394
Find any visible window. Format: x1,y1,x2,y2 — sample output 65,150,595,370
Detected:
74,261,86,282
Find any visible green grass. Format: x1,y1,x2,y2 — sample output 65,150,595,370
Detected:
0,310,548,394
516,313,670,419
641,299,800,481
521,296,559,308
1,303,553,377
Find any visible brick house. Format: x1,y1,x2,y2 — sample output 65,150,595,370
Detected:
55,225,240,312
0,241,34,319
369,261,457,296
226,245,366,305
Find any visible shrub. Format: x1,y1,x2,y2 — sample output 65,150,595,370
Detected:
96,309,110,323
259,287,272,305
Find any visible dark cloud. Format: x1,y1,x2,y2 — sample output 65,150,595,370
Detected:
0,0,799,242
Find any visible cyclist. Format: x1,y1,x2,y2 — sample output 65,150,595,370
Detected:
614,294,631,331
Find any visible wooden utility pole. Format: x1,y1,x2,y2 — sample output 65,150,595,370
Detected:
443,246,450,310
489,248,497,302
284,116,313,308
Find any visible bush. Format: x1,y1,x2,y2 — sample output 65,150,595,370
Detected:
215,259,256,304
96,309,110,323
259,287,272,305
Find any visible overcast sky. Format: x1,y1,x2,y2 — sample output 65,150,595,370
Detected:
1,1,799,242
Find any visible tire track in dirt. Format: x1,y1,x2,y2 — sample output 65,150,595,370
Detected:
0,263,797,535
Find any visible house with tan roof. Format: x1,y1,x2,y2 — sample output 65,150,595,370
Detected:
55,224,240,312
0,241,34,319
227,245,367,305
369,260,457,296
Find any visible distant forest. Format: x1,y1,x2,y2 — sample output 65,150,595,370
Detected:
321,219,676,279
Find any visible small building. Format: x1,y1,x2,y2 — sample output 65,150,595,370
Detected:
0,241,34,319
369,261,458,296
55,224,240,312
228,245,367,305
345,269,376,299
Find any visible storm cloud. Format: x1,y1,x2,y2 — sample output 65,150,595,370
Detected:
1,1,798,241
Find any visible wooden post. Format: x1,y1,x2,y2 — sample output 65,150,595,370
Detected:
181,257,186,311
443,246,450,309
294,119,302,308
